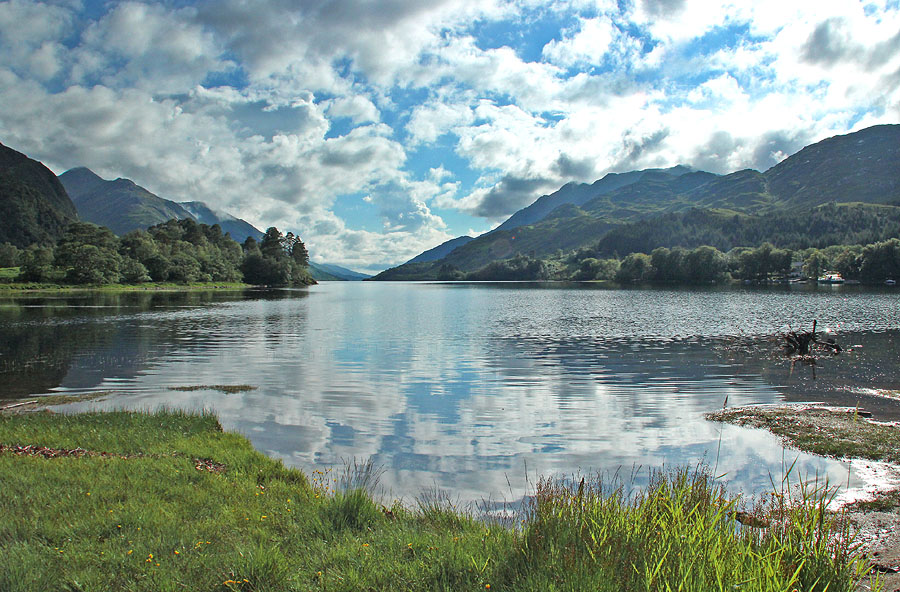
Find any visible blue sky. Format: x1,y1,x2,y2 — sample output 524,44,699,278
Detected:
1,0,898,272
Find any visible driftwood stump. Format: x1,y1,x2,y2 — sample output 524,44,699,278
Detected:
782,320,842,356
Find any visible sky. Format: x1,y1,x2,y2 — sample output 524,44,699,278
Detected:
1,0,899,273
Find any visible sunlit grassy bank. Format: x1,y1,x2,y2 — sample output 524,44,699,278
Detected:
0,410,876,591
0,278,250,292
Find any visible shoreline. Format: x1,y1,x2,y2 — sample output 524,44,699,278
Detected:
708,402,900,590
0,401,883,591
0,281,252,293
706,402,900,509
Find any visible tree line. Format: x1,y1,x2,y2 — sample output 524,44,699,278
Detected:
0,219,313,287
593,203,900,256
451,238,900,284
567,239,900,284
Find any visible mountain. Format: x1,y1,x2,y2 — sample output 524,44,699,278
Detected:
494,165,694,233
307,262,342,281
59,167,264,241
180,201,263,243
765,124,900,209
372,124,900,280
406,235,474,264
392,166,694,273
0,142,78,248
309,262,370,281
60,168,195,235
592,202,900,256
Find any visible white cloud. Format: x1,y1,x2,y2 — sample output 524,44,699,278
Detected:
72,2,227,93
542,17,616,67
1,0,898,270
0,0,72,79
294,209,454,273
194,0,511,89
325,95,380,124
406,101,474,145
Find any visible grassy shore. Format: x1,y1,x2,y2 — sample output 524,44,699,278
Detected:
707,405,900,466
0,281,250,292
708,403,900,516
0,408,876,591
0,266,252,292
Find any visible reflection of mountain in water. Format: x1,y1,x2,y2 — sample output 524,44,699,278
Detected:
1,318,82,397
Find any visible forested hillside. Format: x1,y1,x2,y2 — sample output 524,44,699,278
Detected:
60,168,198,235
10,219,314,287
0,143,78,248
373,125,900,281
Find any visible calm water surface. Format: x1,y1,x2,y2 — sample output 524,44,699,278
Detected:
2,282,899,504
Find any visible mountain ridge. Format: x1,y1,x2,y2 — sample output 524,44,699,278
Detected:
60,168,196,236
493,165,695,234
406,235,475,264
59,167,263,242
372,124,900,280
308,262,371,281
0,142,78,247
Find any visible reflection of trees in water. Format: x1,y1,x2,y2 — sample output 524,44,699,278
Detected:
0,321,87,397
0,290,299,399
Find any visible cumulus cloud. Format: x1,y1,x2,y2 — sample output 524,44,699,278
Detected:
194,0,509,88
292,209,454,273
1,0,898,270
325,95,380,124
542,17,617,67
406,101,474,145
801,18,853,66
0,0,71,81
73,2,228,93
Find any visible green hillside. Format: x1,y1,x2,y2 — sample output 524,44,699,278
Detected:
308,262,344,281
593,202,900,256
180,201,263,243
373,124,900,280
0,142,78,248
766,124,900,209
60,168,194,235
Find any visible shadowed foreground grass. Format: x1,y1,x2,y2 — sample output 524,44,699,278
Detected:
0,410,877,591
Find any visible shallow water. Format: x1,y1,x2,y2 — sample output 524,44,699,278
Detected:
1,282,898,504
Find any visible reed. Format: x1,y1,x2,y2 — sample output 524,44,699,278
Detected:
0,410,877,591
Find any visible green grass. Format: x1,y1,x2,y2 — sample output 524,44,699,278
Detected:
0,392,113,412
0,266,20,280
0,280,250,292
169,385,258,394
708,405,900,464
0,410,877,591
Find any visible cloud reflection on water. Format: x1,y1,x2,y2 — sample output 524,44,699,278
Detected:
27,283,899,503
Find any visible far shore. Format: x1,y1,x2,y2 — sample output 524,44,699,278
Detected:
0,281,252,293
